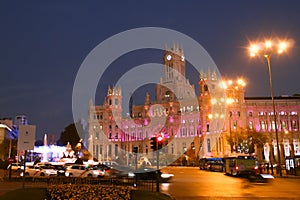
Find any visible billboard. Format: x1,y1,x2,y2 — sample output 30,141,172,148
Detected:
17,125,36,151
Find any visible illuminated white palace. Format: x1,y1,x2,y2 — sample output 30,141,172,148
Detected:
88,44,300,166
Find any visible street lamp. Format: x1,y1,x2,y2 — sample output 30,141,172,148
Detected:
248,38,292,176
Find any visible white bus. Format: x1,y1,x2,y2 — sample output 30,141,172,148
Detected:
225,155,258,176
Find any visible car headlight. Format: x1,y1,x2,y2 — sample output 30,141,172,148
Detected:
93,171,99,175
161,173,174,178
128,172,135,177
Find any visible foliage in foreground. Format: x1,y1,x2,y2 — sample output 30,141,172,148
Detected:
47,184,131,200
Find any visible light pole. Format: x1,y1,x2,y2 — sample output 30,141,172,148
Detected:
249,39,291,177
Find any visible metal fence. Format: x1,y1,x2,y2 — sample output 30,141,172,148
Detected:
3,176,157,192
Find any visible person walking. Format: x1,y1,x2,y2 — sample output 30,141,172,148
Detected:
270,163,274,174
266,163,270,174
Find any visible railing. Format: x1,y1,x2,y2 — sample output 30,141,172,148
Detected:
2,176,157,192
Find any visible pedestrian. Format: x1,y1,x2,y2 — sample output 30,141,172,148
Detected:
270,163,274,174
259,164,263,174
276,164,279,174
266,163,270,174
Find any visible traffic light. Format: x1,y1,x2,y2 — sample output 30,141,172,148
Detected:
157,136,163,150
150,137,157,150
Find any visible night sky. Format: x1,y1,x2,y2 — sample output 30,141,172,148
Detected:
1,1,300,140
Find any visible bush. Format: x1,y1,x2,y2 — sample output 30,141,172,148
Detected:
47,184,131,200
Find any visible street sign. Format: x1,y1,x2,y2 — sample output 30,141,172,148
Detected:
17,125,36,151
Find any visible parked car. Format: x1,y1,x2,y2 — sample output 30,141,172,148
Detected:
65,164,105,178
7,163,22,172
210,162,224,172
100,161,119,167
52,164,66,176
20,165,57,177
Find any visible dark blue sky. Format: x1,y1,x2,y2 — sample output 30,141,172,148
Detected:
1,1,300,140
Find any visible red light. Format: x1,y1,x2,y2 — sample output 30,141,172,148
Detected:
157,136,163,142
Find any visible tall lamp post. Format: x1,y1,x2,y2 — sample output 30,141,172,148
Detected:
249,39,291,177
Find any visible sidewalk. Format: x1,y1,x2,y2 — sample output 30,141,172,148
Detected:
261,169,300,179
0,184,173,200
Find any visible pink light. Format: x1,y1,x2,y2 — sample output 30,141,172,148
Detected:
144,119,148,126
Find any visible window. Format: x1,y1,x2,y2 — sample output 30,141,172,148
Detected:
279,111,287,116
115,98,119,105
248,112,253,117
260,121,266,131
249,121,253,130
259,112,266,116
190,127,194,136
115,144,118,157
108,145,112,156
291,111,298,116
182,142,187,153
271,121,276,131
165,91,171,98
281,120,287,131
233,120,237,130
291,120,298,130
96,145,99,159
204,84,208,91
181,127,186,137
207,139,211,152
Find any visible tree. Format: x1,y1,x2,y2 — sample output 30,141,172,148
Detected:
57,123,81,148
226,128,268,155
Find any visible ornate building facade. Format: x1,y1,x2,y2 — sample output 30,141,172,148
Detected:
88,45,300,167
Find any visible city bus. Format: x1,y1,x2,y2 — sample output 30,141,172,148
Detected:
199,157,223,170
224,155,258,176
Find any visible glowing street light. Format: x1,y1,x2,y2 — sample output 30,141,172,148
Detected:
248,38,293,177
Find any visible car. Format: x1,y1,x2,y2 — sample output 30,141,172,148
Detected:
100,161,119,167
7,163,22,172
52,164,66,176
103,165,135,178
133,168,174,182
20,165,57,177
65,164,105,178
210,162,224,172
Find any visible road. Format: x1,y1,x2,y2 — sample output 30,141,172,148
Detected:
160,167,300,199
